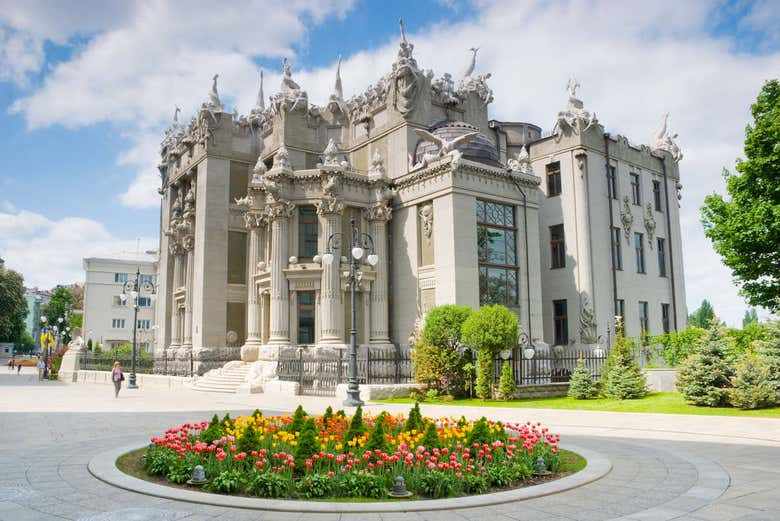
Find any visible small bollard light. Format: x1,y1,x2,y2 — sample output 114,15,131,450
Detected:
186,465,208,486
388,475,412,498
533,455,551,476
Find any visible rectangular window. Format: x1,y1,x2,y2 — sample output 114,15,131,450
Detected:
112,296,126,307
607,165,618,200
653,180,663,212
639,301,649,334
630,173,641,205
546,162,562,197
553,299,568,346
550,224,566,269
139,274,154,285
229,162,249,203
657,238,667,277
227,231,248,284
111,319,125,329
661,303,671,333
114,273,128,283
137,319,150,330
635,232,645,273
297,291,316,344
476,200,519,306
138,297,152,308
616,299,625,321
611,227,623,270
298,206,318,258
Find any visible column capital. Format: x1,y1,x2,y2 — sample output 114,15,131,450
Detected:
363,202,392,222
265,200,295,220
168,241,184,256
243,211,268,229
182,234,195,251
316,195,344,216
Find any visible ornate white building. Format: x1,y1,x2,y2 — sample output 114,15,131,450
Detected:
154,25,686,382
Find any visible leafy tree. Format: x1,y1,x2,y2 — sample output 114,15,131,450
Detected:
422,305,473,351
462,305,518,400
0,267,28,343
653,327,707,366
412,305,473,396
743,308,759,328
728,321,770,357
568,358,596,399
688,300,716,329
676,324,734,406
729,354,777,410
756,320,780,394
14,331,36,354
497,361,516,400
701,80,780,310
41,286,74,344
601,331,647,399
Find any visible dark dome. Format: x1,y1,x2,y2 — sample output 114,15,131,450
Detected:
414,120,501,167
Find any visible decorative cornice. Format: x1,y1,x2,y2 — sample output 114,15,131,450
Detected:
265,200,296,220
363,202,392,222
316,195,345,216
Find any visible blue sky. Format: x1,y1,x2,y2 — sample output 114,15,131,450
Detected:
0,0,778,326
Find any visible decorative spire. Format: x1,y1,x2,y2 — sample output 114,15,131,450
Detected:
461,47,479,80
322,138,341,167
252,155,267,181
172,105,181,127
208,74,222,112
256,69,265,110
332,55,343,101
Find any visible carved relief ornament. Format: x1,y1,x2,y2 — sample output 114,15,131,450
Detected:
620,196,634,242
265,200,296,220
364,202,392,222
644,203,656,248
316,196,344,216
419,203,433,244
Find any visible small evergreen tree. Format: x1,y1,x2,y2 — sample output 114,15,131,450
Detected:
756,320,780,395
287,405,307,434
497,361,516,400
405,402,423,432
237,423,261,453
365,413,389,454
475,349,494,400
221,413,234,431
420,421,440,450
293,418,320,473
87,338,93,351
344,405,366,443
601,331,646,399
568,358,596,399
676,324,734,406
200,414,224,444
462,305,518,401
466,417,492,446
729,354,777,410
322,406,333,423
252,409,263,419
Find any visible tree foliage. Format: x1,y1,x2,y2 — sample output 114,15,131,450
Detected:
756,319,780,394
688,300,716,329
601,331,646,399
497,361,516,400
41,286,75,344
0,267,28,343
675,324,734,406
461,305,518,356
729,354,777,410
568,358,596,399
701,80,780,310
743,308,759,328
653,327,707,366
422,305,472,351
412,305,473,396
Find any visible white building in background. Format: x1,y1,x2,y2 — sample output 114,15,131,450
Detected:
82,256,158,352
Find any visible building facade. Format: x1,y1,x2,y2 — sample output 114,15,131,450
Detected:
154,28,685,380
82,257,158,352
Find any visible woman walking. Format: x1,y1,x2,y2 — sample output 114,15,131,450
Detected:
111,361,124,398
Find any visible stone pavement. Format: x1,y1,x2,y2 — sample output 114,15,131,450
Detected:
1,372,779,520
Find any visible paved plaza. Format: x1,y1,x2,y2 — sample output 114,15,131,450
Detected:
1,370,779,520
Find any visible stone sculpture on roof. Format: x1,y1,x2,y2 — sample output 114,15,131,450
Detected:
412,127,480,169
391,18,422,116
205,74,223,112
554,76,597,139
652,113,683,162
270,58,308,115
508,145,532,175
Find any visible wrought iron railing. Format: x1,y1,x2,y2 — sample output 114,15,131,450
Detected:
78,350,239,377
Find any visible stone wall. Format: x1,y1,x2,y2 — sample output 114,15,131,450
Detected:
514,382,570,399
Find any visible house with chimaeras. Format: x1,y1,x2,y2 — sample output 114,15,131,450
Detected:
154,23,686,393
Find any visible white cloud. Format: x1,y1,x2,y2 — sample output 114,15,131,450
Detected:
5,0,780,325
1,200,16,212
0,208,157,289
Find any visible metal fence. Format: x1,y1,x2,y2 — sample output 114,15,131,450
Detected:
276,349,414,396
487,347,607,386
78,350,239,377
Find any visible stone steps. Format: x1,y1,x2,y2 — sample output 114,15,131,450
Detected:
192,361,251,393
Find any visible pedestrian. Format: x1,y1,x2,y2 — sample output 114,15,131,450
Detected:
17,361,22,374
111,361,124,398
36,359,44,379
7,358,13,371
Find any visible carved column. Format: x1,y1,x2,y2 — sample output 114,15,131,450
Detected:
317,196,344,344
267,201,295,345
181,236,194,351
169,245,183,350
243,213,265,357
365,203,392,344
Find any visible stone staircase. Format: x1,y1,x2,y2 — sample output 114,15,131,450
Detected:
192,361,251,393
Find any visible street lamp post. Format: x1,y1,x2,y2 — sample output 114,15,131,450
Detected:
120,267,156,389
323,217,379,407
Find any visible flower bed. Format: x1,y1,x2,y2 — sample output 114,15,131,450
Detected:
143,404,564,500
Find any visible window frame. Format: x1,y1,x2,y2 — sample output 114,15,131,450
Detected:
546,162,562,197
635,232,646,274
616,299,625,320
652,179,663,212
657,237,667,277
630,173,641,205
611,226,623,270
607,165,618,200
639,301,649,335
111,318,125,329
298,206,319,259
476,200,519,306
550,224,566,270
553,299,568,346
297,291,316,344
114,273,128,284
661,303,671,333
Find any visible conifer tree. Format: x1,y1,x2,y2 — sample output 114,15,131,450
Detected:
421,421,440,450
344,405,366,443
497,361,516,400
405,402,423,432
293,418,320,473
601,330,646,399
676,324,733,406
568,358,596,399
729,354,777,410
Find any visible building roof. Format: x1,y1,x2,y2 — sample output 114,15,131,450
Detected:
414,120,502,167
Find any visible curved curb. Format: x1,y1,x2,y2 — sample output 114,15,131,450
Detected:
88,442,610,513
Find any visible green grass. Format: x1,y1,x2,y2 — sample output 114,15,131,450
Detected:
558,449,587,472
375,392,780,418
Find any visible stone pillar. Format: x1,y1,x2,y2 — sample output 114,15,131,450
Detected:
242,213,265,360
169,248,183,349
182,239,194,351
317,197,344,344
365,203,392,344
267,201,294,345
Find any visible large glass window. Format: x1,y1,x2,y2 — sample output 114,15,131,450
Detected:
657,237,667,277
550,224,565,269
653,180,663,212
639,301,649,334
635,232,645,273
298,291,316,344
553,299,568,345
476,200,518,306
546,162,561,197
298,206,318,258
630,173,641,205
611,227,622,270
